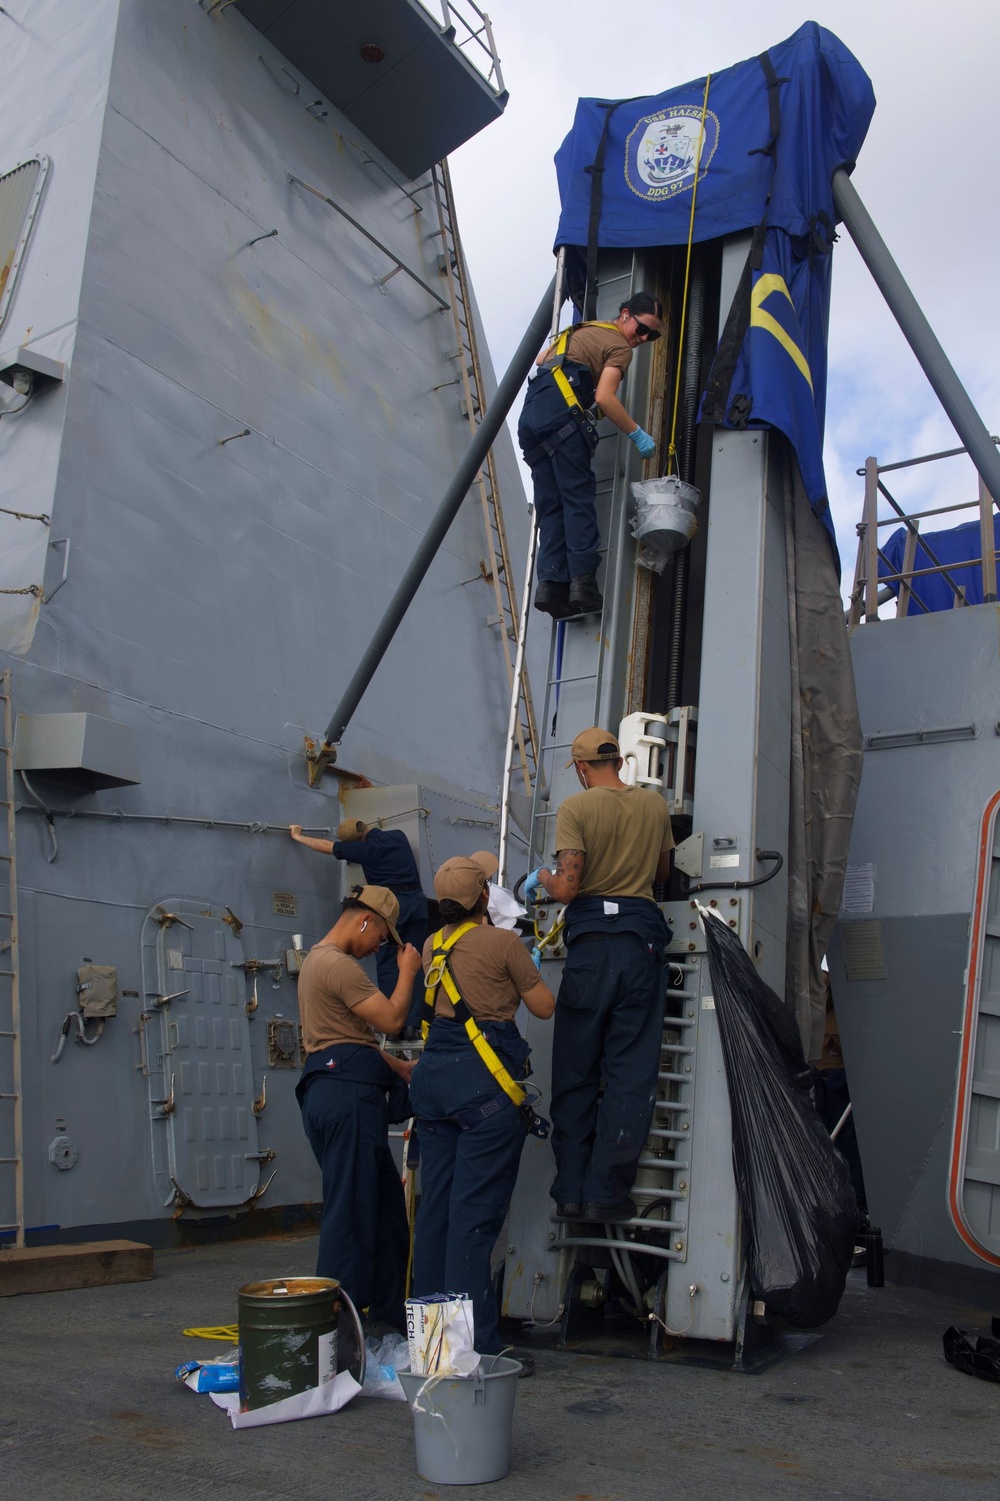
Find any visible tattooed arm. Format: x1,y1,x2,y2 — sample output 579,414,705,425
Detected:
539,849,585,904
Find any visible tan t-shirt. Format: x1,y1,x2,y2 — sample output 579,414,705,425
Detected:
541,323,633,386
554,786,674,901
421,924,539,1023
297,942,381,1054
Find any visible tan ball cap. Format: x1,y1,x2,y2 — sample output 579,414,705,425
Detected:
469,850,499,881
336,818,367,842
434,856,487,909
565,726,621,767
356,885,402,945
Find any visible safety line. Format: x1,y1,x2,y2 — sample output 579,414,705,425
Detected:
666,73,712,475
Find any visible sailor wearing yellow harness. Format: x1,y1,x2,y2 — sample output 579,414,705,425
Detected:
518,294,662,619
409,856,554,1356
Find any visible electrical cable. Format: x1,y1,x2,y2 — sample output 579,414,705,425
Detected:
19,770,58,862
608,1225,646,1319
51,1012,105,1062
183,1325,239,1341
638,1195,680,1220
649,1282,699,1338
0,391,32,421
527,1270,565,1328
686,848,783,894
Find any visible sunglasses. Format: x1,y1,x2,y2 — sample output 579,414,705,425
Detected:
631,314,661,342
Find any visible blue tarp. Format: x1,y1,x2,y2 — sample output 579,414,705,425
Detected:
552,22,876,552
879,514,1000,614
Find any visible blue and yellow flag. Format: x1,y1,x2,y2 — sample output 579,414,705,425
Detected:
552,22,876,555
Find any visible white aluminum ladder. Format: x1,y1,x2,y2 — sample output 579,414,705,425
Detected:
430,158,538,795
0,668,24,1249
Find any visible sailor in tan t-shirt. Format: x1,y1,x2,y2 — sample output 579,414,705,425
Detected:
517,292,662,620
528,727,673,1224
409,856,554,1357
295,883,421,1332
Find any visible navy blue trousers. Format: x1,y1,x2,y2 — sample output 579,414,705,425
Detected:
518,380,600,583
550,933,666,1207
374,890,429,1029
300,1074,408,1329
409,1019,528,1353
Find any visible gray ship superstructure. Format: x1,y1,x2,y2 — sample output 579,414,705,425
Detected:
4,3,999,1353
0,0,529,1246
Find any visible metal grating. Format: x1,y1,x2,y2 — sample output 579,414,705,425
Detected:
0,157,48,335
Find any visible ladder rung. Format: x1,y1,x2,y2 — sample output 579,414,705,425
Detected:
0,969,13,978
0,1030,17,1038
0,1157,20,1164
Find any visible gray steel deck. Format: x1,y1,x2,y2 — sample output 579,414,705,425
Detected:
2,1233,998,1499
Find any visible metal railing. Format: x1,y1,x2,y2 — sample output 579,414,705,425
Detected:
417,0,505,94
847,439,1000,626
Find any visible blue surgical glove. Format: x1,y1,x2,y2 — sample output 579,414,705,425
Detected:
523,868,544,904
530,945,542,970
628,426,656,458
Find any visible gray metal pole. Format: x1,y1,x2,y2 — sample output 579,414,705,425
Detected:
832,169,1000,504
320,275,556,750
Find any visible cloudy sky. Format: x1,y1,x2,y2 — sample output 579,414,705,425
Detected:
446,1,1000,587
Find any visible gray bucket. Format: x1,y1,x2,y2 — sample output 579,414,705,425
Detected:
397,1355,521,1485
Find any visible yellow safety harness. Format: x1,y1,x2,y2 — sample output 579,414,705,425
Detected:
422,923,549,1138
542,320,621,413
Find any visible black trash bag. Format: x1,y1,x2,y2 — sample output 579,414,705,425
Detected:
942,1326,1000,1383
702,907,858,1327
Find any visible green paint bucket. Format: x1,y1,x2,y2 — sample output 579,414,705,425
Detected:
237,1276,341,1410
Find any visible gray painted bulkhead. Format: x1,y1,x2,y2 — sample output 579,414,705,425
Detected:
0,0,533,1239
830,602,1000,1297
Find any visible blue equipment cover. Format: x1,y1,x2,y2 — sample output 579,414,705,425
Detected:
552,22,876,552
879,513,1000,614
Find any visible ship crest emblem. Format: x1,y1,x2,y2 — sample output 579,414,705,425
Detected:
625,105,720,202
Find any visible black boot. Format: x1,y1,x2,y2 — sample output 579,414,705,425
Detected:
534,580,573,618
568,575,603,614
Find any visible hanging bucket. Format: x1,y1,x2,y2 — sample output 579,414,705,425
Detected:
237,1276,341,1410
397,1355,522,1485
629,474,701,571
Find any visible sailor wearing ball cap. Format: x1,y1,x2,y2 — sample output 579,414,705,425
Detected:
409,856,554,1357
525,727,674,1224
295,884,422,1332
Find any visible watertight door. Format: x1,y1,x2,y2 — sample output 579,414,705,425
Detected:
142,902,260,1210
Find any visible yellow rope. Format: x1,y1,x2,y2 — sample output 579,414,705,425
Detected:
404,1130,417,1299
666,73,712,476
183,1325,239,1341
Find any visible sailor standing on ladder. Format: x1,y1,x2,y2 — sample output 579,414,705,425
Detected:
517,293,662,620
525,727,673,1222
290,818,429,1038
409,856,554,1361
